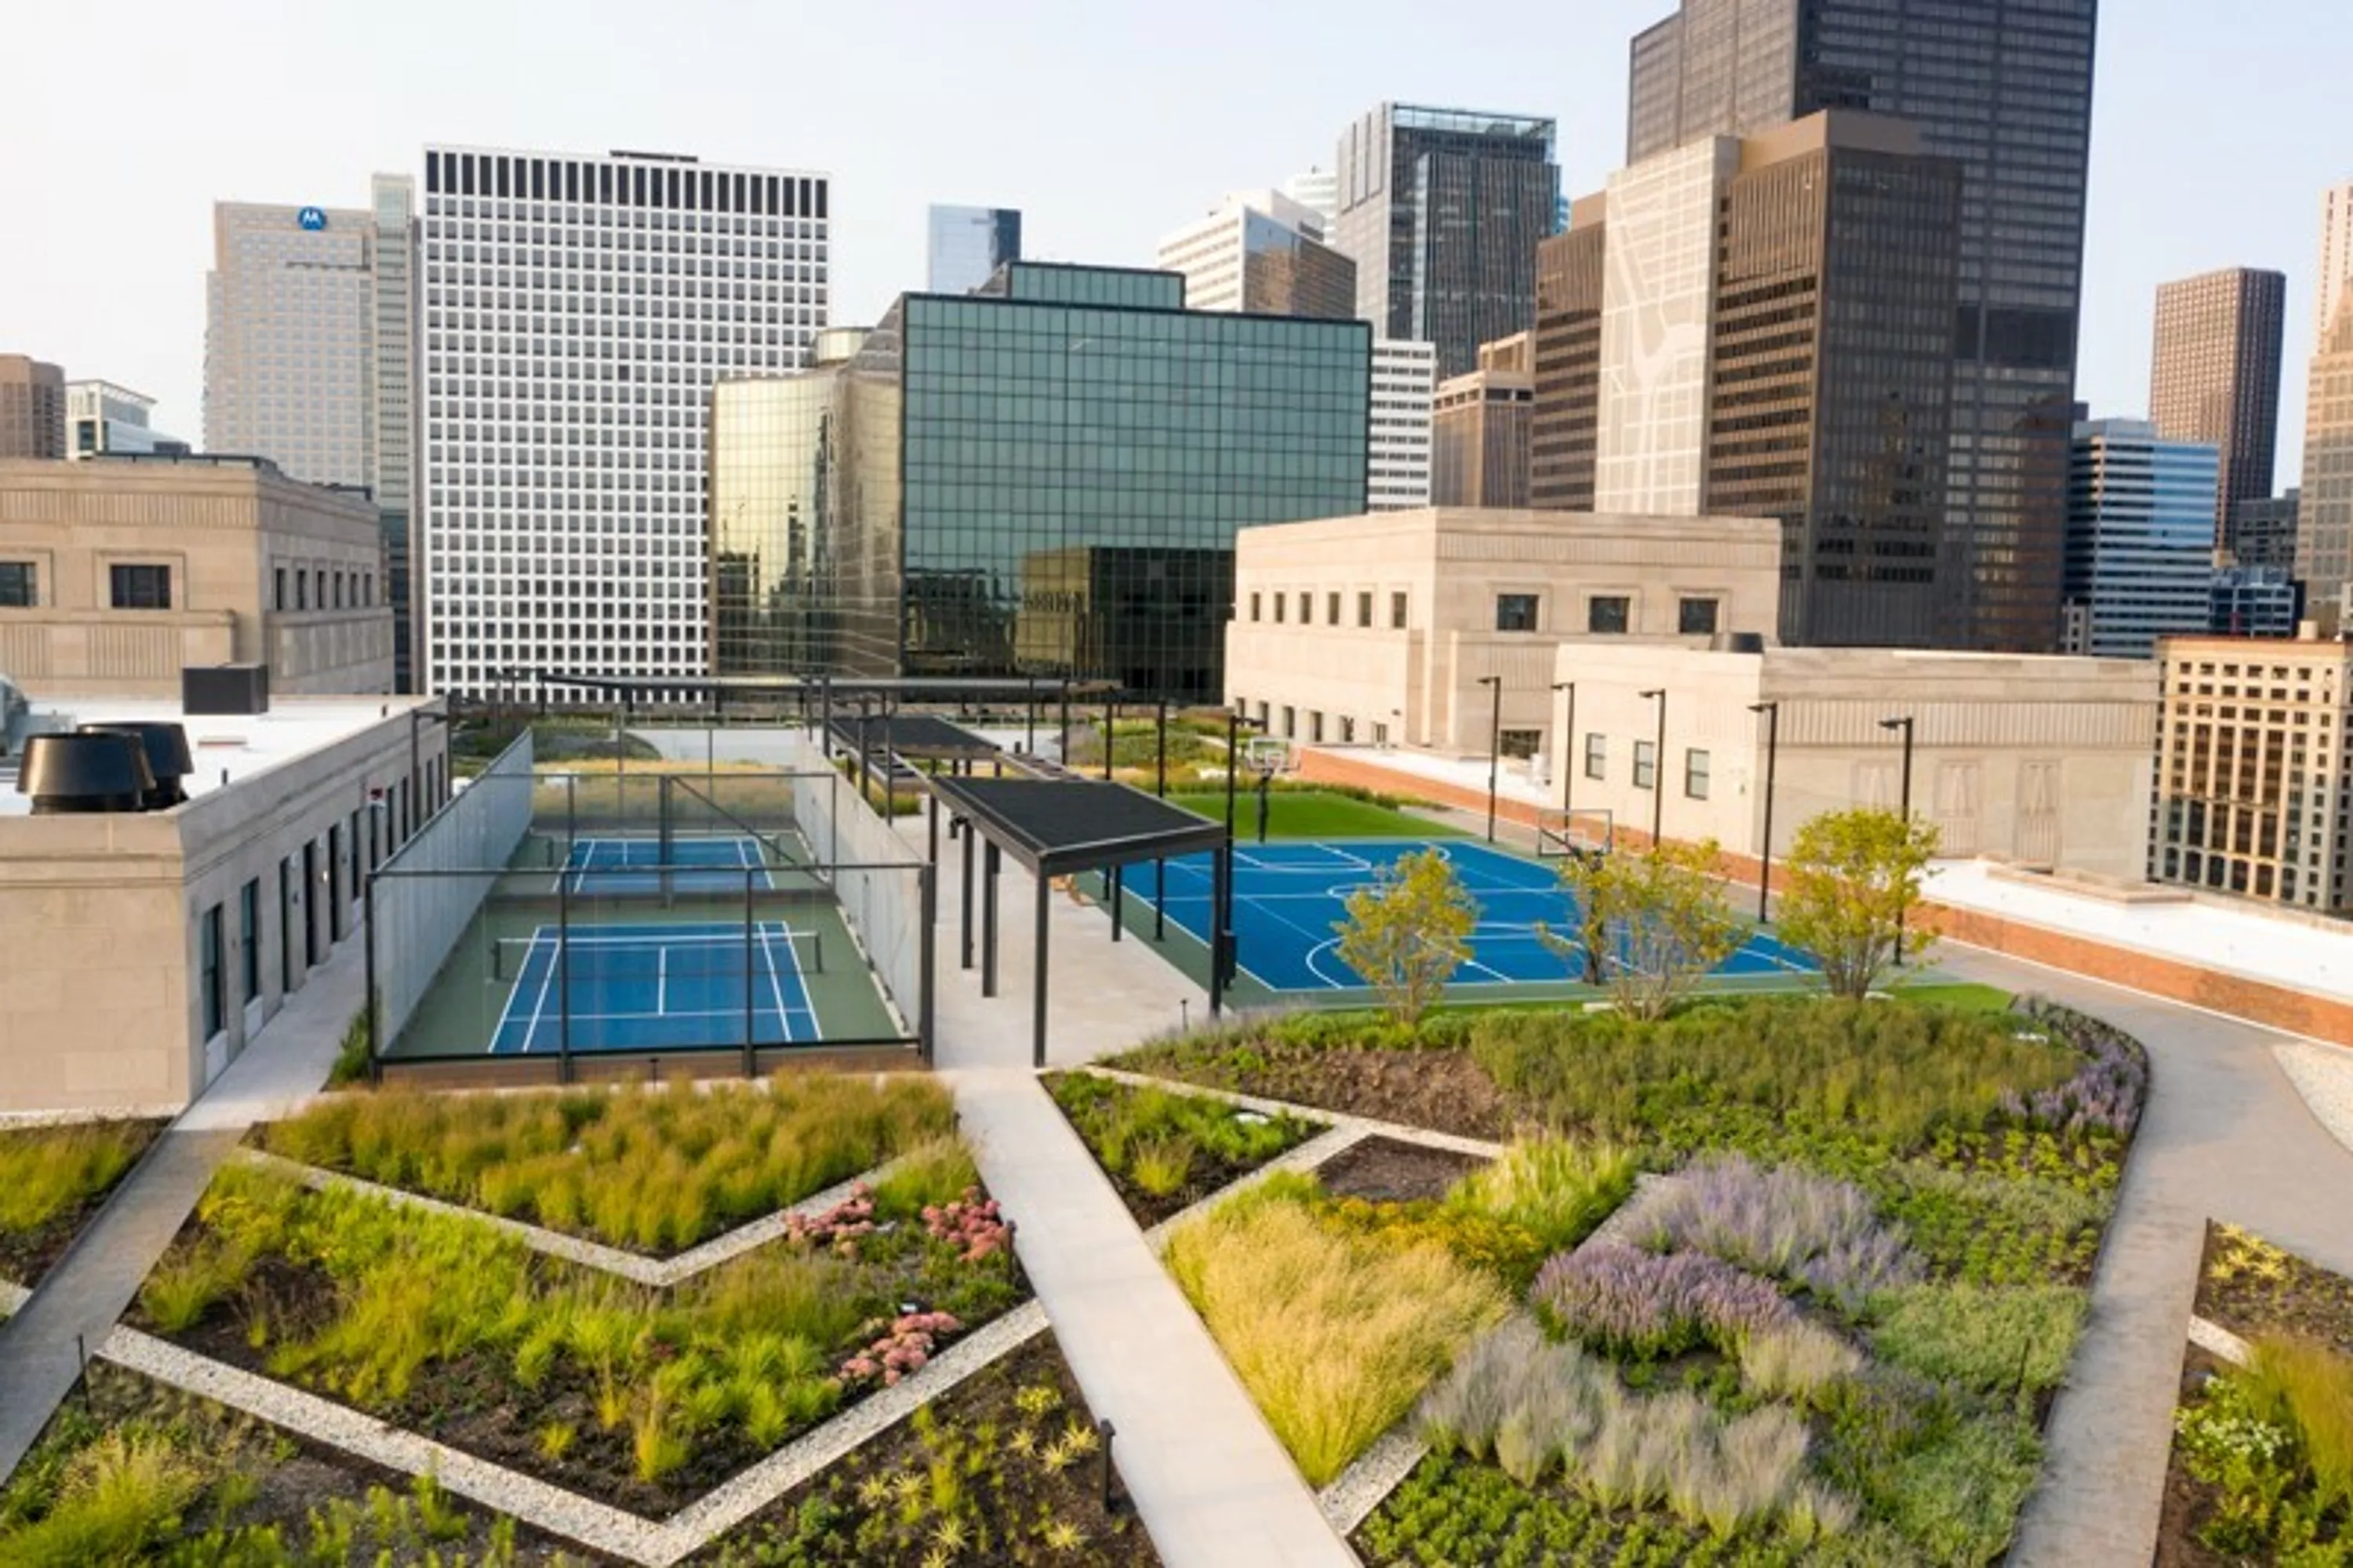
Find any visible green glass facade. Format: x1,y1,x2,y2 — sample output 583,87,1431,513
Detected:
711,263,1369,697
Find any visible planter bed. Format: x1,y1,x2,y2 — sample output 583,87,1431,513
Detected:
1140,997,2148,1565
0,1359,592,1564
250,1076,955,1258
0,1118,164,1290
689,1331,1160,1566
1315,1136,1489,1205
132,1151,1024,1519
1042,1072,1322,1229
2159,1225,2353,1564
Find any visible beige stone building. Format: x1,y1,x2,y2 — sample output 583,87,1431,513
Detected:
0,454,392,699
1549,642,2158,879
1432,333,1535,508
0,692,448,1112
1224,507,1780,757
2151,632,2353,910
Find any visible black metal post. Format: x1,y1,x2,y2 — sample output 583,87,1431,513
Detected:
1224,708,1241,842
1026,679,1038,755
1553,681,1576,830
557,868,573,1082
1099,1421,1118,1515
1882,715,1916,966
1109,864,1123,942
362,871,379,1085
1642,689,1667,848
1479,675,1502,842
743,869,757,1076
1207,840,1229,1017
926,789,940,865
1102,698,1115,781
1059,684,1071,766
982,840,1000,997
1032,867,1053,1069
1750,700,1780,923
820,678,834,756
960,813,976,971
918,864,937,1066
1154,857,1166,942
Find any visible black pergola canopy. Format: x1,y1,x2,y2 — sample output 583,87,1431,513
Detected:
827,712,1001,765
928,777,1225,877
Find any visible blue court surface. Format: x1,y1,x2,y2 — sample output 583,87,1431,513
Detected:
562,835,774,897
489,921,819,1053
1138,839,1813,993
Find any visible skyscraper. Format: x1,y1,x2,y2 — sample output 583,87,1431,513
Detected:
2318,179,2353,356
2299,298,2353,613
203,177,420,687
2149,267,2285,533
927,205,1021,295
1284,167,1338,231
1155,191,1355,319
64,382,181,458
1369,340,1438,511
1627,0,2100,653
1331,104,1559,379
0,356,66,459
709,264,1366,697
419,145,827,697
1431,333,1533,508
2064,420,2219,659
1529,201,1607,511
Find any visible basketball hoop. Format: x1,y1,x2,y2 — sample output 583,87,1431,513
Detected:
1242,737,1296,781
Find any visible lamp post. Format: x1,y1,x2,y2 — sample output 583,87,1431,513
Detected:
1639,689,1666,848
1551,680,1576,832
1747,700,1780,923
1477,675,1502,842
1879,715,1915,966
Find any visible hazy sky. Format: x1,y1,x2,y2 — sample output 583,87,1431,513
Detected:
5,0,2346,479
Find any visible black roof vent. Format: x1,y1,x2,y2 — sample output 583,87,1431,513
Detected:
1709,631,1768,655
79,722,195,809
18,732,155,814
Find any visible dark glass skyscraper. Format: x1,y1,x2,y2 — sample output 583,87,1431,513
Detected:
711,264,1369,697
926,206,1023,296
1332,104,1559,380
1627,0,2100,653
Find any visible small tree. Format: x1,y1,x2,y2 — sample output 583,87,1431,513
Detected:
1775,807,1940,998
1543,839,1745,1020
1333,847,1480,1028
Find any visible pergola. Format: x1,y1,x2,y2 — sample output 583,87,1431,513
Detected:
926,776,1230,1067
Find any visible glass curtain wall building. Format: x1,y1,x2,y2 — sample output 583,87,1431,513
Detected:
926,206,1023,296
1628,0,2100,653
711,262,1369,697
1333,104,1559,380
2064,420,2220,659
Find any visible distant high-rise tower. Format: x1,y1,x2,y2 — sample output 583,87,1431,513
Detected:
1155,191,1355,319
1432,334,1534,508
64,382,181,458
0,356,66,459
1368,340,1436,511
2300,290,2353,613
419,146,827,697
927,205,1021,295
2064,420,2220,659
2149,267,2285,533
2319,180,2353,355
1331,104,1559,379
1285,167,1338,231
1627,0,2098,653
1529,198,1607,511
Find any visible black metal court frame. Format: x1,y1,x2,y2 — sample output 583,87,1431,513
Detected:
927,776,1230,1068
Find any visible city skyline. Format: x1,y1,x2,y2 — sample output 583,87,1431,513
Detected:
2,0,2344,481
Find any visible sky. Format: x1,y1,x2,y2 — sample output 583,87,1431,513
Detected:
3,0,2347,480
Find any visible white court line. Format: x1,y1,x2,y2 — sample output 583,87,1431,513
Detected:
657,945,668,1014
507,934,559,1056
757,922,819,1042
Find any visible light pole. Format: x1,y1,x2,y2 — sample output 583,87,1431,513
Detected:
1477,675,1502,842
1879,715,1915,966
1551,680,1576,835
1747,700,1780,924
1640,689,1666,848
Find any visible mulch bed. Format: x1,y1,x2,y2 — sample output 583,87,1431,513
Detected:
1138,1043,1513,1141
1315,1136,1487,1204
134,1221,1026,1519
0,1119,165,1290
2195,1219,2353,1355
689,1332,1161,1565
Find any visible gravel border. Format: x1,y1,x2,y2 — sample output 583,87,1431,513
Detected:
2188,1315,2253,1368
2274,1042,2353,1159
1317,1425,1427,1535
235,1147,907,1287
1143,1125,1367,1253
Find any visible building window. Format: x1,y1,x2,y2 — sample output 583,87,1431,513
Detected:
1678,598,1720,636
274,567,287,611
110,564,172,609
1275,594,1286,624
1357,591,1373,628
1634,740,1657,791
1281,705,1296,738
238,879,260,1003
1588,595,1631,635
202,904,225,1039
1249,591,1261,622
1584,733,1606,780
1685,748,1711,799
1496,594,1540,632
1310,711,1326,744
1298,593,1311,625
297,569,310,610
1391,591,1408,629
1500,728,1541,760
1326,592,1341,625
0,562,35,607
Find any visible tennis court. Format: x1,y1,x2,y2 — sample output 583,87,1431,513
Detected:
487,920,822,1053
561,834,779,896
1136,838,1813,993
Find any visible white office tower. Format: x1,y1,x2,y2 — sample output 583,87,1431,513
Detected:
1285,166,1339,231
418,146,827,696
1154,189,1347,317
1369,339,1437,510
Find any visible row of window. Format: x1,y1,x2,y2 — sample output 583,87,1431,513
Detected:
424,151,827,221
271,566,376,613
0,562,172,610
1239,588,1723,638
1583,733,1711,799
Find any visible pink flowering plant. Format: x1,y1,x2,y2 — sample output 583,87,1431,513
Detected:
784,1184,879,1258
922,1188,1014,1263
838,1309,965,1387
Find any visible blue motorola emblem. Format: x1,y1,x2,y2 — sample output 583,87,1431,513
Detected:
297,206,327,231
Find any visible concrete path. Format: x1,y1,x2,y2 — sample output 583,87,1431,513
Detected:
910,813,1357,1567
1941,944,2353,1566
0,934,361,1483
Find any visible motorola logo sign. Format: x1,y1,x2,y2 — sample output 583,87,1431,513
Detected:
297,206,328,231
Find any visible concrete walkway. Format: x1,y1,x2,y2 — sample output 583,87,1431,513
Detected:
911,814,1357,1567
0,934,361,1483
1944,944,2353,1566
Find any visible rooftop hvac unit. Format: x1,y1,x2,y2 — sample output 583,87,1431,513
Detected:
182,663,270,716
17,731,155,814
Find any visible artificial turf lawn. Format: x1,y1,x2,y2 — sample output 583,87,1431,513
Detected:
1165,789,1464,841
